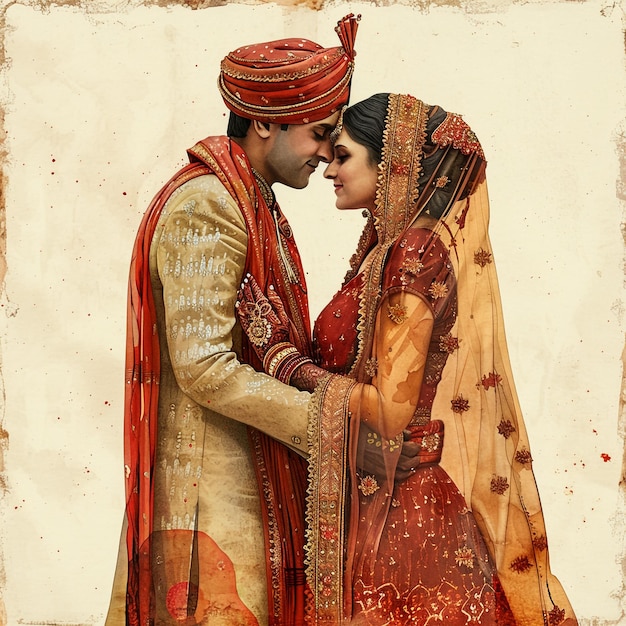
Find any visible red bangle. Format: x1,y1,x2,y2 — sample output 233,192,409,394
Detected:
275,353,313,384
263,342,296,376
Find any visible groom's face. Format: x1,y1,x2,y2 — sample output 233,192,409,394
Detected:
264,112,340,189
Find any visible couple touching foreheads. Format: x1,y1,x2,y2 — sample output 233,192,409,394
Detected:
106,14,577,626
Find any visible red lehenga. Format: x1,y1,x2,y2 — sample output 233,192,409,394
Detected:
304,95,577,625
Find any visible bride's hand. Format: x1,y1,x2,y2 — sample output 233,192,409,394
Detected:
357,428,421,484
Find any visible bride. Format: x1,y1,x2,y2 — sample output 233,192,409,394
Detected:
238,92,577,625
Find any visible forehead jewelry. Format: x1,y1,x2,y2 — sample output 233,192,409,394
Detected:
330,105,347,144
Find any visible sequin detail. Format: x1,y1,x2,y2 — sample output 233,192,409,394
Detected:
358,475,380,496
388,302,408,324
432,112,486,160
429,281,449,299
439,333,459,354
364,358,378,377
454,546,476,569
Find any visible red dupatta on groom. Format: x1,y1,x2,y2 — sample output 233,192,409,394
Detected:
124,136,312,625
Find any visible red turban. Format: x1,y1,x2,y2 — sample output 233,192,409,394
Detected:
218,14,360,124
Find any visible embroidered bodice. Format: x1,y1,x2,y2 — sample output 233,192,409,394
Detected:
314,227,457,420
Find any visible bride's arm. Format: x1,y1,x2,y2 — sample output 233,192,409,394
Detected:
349,290,434,440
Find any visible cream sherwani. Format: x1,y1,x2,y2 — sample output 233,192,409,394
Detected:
106,174,311,625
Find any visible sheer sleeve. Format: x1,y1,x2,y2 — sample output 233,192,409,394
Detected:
349,227,455,440
350,291,433,439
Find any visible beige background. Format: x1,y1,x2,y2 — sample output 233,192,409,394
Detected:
0,0,624,624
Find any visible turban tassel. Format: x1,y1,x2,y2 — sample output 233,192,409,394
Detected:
335,13,361,60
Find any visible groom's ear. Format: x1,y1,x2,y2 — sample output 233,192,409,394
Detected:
250,119,272,139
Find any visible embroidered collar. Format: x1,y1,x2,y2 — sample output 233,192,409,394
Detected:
252,167,275,208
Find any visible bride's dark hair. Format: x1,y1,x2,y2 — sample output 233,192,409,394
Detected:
342,93,389,164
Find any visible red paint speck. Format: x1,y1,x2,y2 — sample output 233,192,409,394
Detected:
601,453,611,462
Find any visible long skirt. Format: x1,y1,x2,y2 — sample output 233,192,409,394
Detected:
350,459,517,625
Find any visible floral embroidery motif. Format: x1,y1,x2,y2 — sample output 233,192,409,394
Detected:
393,162,412,176
319,522,338,541
533,535,548,551
321,573,333,598
515,449,533,465
451,395,470,414
401,257,424,275
358,474,380,496
364,358,378,377
510,555,533,573
245,301,273,348
439,333,459,354
454,545,475,569
490,476,509,495
422,433,441,453
435,175,450,188
432,112,486,160
481,371,502,390
429,281,448,299
366,432,382,447
388,302,408,324
497,419,516,439
548,606,566,625
474,247,493,268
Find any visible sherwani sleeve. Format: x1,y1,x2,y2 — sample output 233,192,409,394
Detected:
152,174,310,454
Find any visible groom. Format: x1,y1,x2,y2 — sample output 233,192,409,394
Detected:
105,15,361,626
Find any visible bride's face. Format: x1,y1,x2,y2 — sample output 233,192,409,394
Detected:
323,130,378,211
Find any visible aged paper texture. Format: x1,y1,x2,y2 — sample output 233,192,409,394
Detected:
0,1,624,624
